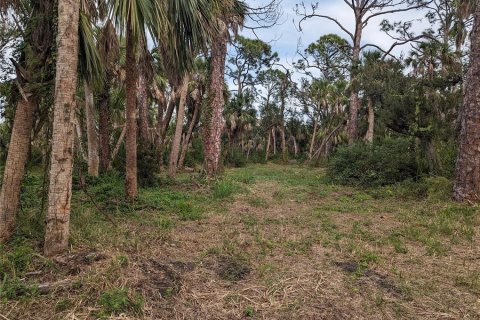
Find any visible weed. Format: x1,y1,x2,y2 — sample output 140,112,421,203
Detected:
117,255,129,268
244,305,255,317
213,180,240,198
96,288,144,317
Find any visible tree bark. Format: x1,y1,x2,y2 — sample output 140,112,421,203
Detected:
347,22,362,144
44,0,80,256
110,124,126,169
272,127,276,156
98,83,111,173
293,136,298,157
157,90,176,168
0,98,36,242
84,81,99,176
365,96,374,143
280,77,287,162
125,21,138,201
265,131,271,161
309,118,318,159
168,75,189,178
178,90,201,169
203,21,228,177
454,5,480,202
137,72,150,143
74,113,87,162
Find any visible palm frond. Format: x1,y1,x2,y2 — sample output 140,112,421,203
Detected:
79,11,104,87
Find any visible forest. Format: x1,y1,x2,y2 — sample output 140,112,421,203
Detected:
0,0,479,318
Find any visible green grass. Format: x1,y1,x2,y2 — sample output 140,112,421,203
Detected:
1,163,479,319
96,287,144,318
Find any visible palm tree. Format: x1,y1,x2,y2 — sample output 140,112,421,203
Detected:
109,0,156,200
203,0,246,177
110,0,221,197
0,0,55,242
44,0,81,256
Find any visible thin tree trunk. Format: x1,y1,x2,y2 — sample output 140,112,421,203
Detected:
272,127,276,155
365,96,374,143
137,72,149,143
203,21,228,177
168,75,189,178
309,118,318,159
157,90,176,167
98,83,111,173
265,131,271,161
280,79,287,162
84,81,99,176
109,124,126,169
293,136,298,157
74,113,87,162
125,21,138,201
178,91,201,169
454,5,480,202
347,24,362,144
0,98,36,242
44,0,80,256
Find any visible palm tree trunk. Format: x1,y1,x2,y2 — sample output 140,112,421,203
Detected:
0,98,36,242
454,5,480,202
365,96,374,143
84,81,99,176
178,92,201,169
168,75,189,178
203,22,228,177
44,0,80,256
125,21,138,200
98,83,111,173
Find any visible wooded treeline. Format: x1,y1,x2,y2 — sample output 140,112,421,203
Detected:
0,0,479,256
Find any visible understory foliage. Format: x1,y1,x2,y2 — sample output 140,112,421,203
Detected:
327,138,418,186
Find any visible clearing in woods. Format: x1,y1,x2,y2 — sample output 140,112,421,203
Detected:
1,164,479,319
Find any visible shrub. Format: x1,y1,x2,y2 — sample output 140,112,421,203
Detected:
224,149,247,168
327,138,418,186
137,144,159,188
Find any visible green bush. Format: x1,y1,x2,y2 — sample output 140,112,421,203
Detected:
224,149,247,168
137,144,159,188
327,138,418,186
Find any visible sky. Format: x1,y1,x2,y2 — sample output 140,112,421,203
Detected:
239,0,432,70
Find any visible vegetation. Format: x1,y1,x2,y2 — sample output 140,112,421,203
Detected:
0,0,479,318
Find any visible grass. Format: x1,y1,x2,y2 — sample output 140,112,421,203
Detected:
0,163,479,319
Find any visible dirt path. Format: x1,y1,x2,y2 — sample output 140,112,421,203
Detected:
130,167,480,319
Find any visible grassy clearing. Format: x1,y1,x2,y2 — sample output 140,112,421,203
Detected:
1,163,479,319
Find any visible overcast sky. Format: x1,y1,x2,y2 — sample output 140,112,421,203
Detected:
238,0,432,70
